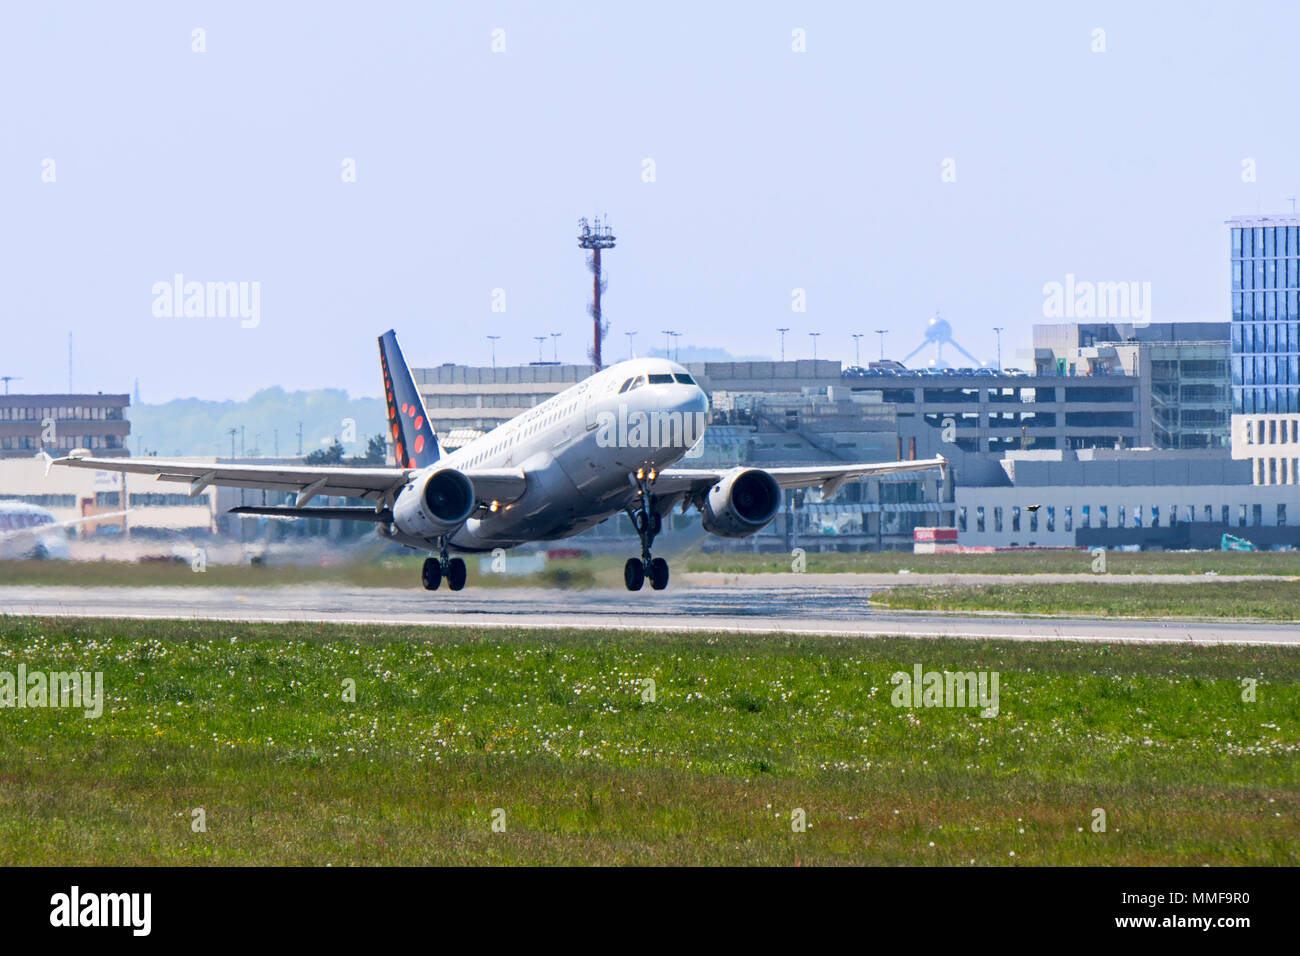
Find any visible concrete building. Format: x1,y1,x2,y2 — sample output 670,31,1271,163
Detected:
1227,214,1300,483
956,448,1298,550
1029,322,1231,450
0,393,131,459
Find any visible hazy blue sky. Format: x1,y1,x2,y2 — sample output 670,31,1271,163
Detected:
4,1,1298,400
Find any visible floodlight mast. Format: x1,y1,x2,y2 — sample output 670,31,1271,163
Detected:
578,216,616,371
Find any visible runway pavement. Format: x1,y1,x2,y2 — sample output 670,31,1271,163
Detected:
1,583,1296,645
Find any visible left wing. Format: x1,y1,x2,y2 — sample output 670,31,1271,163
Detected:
654,456,947,501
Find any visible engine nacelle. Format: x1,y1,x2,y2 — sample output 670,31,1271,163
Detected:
392,468,476,538
701,468,782,538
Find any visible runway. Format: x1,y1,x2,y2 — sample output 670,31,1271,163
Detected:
1,583,1296,646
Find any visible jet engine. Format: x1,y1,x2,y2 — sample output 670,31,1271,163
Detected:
700,468,782,538
392,468,476,538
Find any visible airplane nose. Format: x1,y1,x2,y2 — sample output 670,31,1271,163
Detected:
679,385,708,416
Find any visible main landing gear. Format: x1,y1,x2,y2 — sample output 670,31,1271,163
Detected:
624,470,670,592
422,538,467,592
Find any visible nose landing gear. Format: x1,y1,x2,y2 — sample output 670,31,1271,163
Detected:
624,470,670,591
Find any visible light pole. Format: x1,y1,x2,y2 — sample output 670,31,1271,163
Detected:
534,336,547,363
625,331,637,360
851,333,864,367
668,331,682,362
550,332,561,363
777,327,790,362
874,328,888,362
487,335,500,370
809,332,821,361
661,329,677,358
993,327,1004,371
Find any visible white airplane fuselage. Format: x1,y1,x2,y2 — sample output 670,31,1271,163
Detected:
428,358,708,551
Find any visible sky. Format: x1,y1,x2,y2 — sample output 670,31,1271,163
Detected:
3,1,1298,401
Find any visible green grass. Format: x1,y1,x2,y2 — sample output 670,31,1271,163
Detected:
877,580,1300,621
0,617,1295,865
685,549,1300,576
0,556,609,590
6,547,1298,592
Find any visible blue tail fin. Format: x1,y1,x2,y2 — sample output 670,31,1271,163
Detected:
378,330,439,469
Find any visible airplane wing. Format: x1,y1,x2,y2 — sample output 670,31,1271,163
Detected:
654,456,947,500
49,456,527,509
0,509,132,542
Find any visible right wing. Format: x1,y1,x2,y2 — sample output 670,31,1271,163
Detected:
49,455,528,514
51,455,412,504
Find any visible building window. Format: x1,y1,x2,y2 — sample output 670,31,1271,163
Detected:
1081,505,1090,529
958,506,967,533
976,507,985,533
1029,508,1038,533
1278,504,1287,527
1046,506,1055,533
1099,505,1108,529
1252,504,1263,527
993,507,1003,533
1064,506,1072,532
1011,506,1020,532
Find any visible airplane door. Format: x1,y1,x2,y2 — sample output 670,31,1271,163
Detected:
583,381,598,430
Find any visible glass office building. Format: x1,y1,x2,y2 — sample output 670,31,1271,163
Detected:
1229,215,1300,484
1229,215,1300,414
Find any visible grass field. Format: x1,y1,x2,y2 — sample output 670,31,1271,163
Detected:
4,547,1299,592
0,556,604,590
0,616,1295,865
877,579,1300,622
685,549,1300,576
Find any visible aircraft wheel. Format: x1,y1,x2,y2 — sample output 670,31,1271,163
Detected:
447,557,468,591
649,556,670,591
422,557,442,591
624,557,645,591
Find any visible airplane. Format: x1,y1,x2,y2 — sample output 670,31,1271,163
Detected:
52,330,945,591
0,499,131,560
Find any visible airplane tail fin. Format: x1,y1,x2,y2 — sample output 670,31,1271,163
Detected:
378,330,440,469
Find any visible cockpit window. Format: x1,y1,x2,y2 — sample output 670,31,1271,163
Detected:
647,373,674,384
673,373,695,385
629,375,646,390
618,378,634,393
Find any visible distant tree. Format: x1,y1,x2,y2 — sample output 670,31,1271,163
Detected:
353,433,387,466
305,439,345,465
